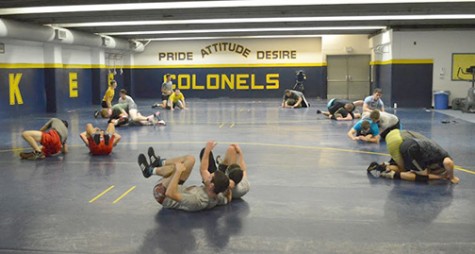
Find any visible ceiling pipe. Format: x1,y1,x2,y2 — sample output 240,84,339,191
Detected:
0,18,143,52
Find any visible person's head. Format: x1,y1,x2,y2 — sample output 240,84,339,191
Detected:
61,120,69,128
372,88,382,100
109,80,117,89
284,89,292,96
361,120,371,135
205,171,229,194
174,89,181,95
165,73,172,82
286,98,296,106
344,103,355,112
102,108,112,118
369,109,380,122
119,89,127,99
226,164,244,185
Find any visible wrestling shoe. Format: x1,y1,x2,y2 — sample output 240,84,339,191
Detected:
92,134,101,145
367,161,386,172
104,134,110,146
23,151,45,160
151,103,160,108
20,151,35,159
157,120,166,126
138,153,153,178
94,110,100,118
316,109,322,114
148,147,163,167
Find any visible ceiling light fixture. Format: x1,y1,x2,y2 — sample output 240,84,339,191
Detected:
51,14,475,28
0,0,471,15
103,26,386,36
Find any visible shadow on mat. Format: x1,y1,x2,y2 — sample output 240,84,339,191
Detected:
137,199,250,254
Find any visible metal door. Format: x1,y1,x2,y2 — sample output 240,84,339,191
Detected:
327,55,370,100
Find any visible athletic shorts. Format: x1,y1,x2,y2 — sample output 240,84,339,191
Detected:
385,129,404,168
380,121,401,139
161,94,170,101
40,129,62,156
400,138,424,171
87,134,115,155
101,101,108,108
326,98,336,109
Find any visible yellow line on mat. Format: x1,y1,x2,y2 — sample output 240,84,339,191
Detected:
89,185,115,203
230,123,235,128
454,166,475,175
219,123,225,128
113,186,136,204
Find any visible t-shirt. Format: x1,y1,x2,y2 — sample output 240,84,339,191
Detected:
161,81,173,95
352,119,380,136
118,95,137,110
283,90,309,107
110,103,129,119
364,95,384,111
41,118,68,144
102,87,115,103
362,111,400,132
162,185,228,212
283,90,303,101
169,92,185,103
400,134,450,170
377,112,399,132
328,99,351,114
232,176,250,199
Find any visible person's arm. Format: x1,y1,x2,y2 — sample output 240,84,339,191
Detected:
167,98,173,110
181,95,186,108
363,103,371,113
380,101,385,112
165,163,185,201
200,141,216,181
443,157,459,184
360,134,380,143
292,97,303,108
112,132,121,147
62,143,68,154
80,132,89,147
224,187,232,203
336,114,353,121
347,128,359,141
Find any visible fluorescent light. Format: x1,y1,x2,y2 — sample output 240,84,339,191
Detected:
53,14,475,28
143,35,325,41
1,0,472,15
103,26,386,36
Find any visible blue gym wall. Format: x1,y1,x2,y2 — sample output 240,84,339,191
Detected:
0,68,47,116
132,66,326,99
372,61,433,108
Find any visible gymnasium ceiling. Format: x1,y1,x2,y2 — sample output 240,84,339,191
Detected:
0,0,474,42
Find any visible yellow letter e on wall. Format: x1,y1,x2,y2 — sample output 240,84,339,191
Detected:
9,73,24,105
69,72,78,98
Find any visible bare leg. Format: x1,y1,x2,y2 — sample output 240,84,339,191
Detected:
22,130,43,152
399,171,446,181
222,145,239,165
86,123,97,136
129,109,149,122
105,122,115,134
353,100,364,107
153,155,195,182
